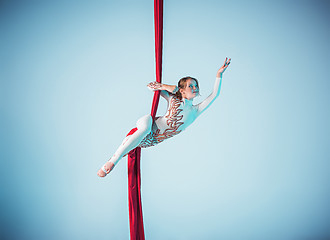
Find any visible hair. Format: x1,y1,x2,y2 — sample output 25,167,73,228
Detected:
174,76,199,100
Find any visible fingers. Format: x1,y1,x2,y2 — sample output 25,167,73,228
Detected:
148,82,156,86
147,81,161,90
224,57,231,67
221,57,231,69
217,57,231,75
147,82,155,89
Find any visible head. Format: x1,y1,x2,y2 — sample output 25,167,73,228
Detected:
175,76,199,100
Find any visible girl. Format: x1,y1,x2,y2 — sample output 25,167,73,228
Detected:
97,57,231,177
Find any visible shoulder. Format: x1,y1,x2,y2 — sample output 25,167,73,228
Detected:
170,95,183,105
160,91,176,102
171,94,181,101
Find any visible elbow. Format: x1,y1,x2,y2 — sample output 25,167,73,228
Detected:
212,91,220,100
215,89,221,99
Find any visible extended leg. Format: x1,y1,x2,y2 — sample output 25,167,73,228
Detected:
97,115,152,177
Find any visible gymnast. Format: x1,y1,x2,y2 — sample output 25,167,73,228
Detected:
97,57,231,177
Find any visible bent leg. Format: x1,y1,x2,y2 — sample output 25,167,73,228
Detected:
97,115,152,177
111,115,152,165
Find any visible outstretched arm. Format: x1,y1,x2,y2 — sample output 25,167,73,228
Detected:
147,82,178,101
196,57,231,115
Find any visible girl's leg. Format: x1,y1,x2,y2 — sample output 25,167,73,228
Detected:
97,115,152,177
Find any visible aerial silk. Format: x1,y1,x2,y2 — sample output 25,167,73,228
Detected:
127,0,163,239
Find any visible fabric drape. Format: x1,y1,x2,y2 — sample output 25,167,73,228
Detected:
127,0,163,239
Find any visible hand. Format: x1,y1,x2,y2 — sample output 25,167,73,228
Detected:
147,81,163,90
217,57,231,78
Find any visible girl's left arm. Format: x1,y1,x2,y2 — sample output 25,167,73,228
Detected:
196,57,231,115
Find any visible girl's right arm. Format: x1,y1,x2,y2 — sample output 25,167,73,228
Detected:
147,82,178,100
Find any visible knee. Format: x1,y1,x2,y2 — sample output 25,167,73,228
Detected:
136,115,152,134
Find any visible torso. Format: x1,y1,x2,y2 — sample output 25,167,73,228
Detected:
138,95,198,148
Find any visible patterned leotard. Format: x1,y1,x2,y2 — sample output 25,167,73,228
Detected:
138,95,198,148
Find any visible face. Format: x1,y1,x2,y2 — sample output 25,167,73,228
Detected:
180,79,199,100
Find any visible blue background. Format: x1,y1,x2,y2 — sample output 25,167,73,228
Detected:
1,0,329,239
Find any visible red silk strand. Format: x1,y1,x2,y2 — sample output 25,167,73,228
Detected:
127,0,163,239
151,0,163,119
127,147,144,240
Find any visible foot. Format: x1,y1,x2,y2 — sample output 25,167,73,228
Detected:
97,161,115,177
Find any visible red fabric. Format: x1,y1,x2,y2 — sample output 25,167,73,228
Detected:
127,1,163,239
127,127,138,137
151,0,163,119
127,147,144,240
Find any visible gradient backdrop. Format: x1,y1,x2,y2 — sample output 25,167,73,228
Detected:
1,0,329,240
